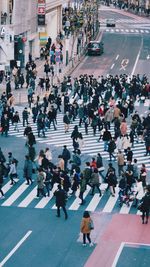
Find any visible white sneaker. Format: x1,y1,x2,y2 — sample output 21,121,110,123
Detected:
82,244,86,247
89,243,94,247
1,196,5,199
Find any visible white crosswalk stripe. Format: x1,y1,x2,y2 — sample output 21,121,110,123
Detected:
0,180,142,216
102,28,150,34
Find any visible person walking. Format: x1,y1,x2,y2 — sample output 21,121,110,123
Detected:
139,186,150,224
133,178,144,208
54,184,68,219
62,145,71,171
102,128,112,151
0,161,5,198
63,112,70,133
12,111,20,132
117,150,125,177
22,107,29,127
23,155,33,185
108,138,116,161
90,168,102,197
80,211,94,247
79,173,87,205
36,167,46,198
96,153,105,180
9,159,18,185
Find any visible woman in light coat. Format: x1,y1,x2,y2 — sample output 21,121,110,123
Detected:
133,178,145,207
122,135,131,151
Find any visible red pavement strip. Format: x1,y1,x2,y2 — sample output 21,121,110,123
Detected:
85,214,150,267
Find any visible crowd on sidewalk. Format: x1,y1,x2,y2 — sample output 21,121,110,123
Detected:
0,70,150,224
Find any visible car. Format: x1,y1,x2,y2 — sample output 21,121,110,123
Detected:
106,19,116,27
87,41,104,56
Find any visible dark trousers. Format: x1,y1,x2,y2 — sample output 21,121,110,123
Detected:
64,160,68,171
25,176,33,184
109,152,116,161
23,118,28,127
37,188,46,197
142,209,149,223
57,205,68,219
91,184,101,196
83,233,91,244
45,183,50,196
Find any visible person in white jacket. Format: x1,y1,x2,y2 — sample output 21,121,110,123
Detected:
9,159,17,185
133,178,145,207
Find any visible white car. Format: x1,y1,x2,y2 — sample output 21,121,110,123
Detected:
106,19,116,27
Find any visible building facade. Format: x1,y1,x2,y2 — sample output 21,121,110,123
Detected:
0,0,63,70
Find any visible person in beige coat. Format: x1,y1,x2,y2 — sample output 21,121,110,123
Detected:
117,150,125,177
80,211,94,247
113,106,121,119
58,155,64,171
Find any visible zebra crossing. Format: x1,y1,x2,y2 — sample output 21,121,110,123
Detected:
0,178,141,215
103,28,150,34
8,104,150,170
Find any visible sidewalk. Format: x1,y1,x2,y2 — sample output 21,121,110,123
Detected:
0,27,99,105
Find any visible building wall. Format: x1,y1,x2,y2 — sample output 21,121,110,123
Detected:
46,0,62,43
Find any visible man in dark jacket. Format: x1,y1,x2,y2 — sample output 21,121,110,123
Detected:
140,186,150,224
102,128,112,151
62,145,71,171
22,107,29,127
0,161,5,198
54,184,68,219
23,155,33,185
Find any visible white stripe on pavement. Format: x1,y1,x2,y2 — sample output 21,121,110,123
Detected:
2,182,28,206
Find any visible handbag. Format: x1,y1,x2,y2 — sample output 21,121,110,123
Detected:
88,219,94,230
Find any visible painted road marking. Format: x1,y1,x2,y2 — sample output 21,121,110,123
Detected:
1,181,13,194
103,187,119,213
68,185,91,210
35,183,58,209
0,231,32,267
2,182,28,206
115,55,119,60
86,194,102,212
111,63,115,69
18,187,37,208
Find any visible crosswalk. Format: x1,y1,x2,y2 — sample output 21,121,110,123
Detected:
0,179,142,215
7,104,150,170
102,28,150,34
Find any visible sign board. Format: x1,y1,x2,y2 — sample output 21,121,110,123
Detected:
38,26,46,33
39,32,47,46
38,14,45,26
0,27,5,37
37,0,45,26
38,0,45,3
38,6,45,15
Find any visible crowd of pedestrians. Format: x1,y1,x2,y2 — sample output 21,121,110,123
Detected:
0,67,150,227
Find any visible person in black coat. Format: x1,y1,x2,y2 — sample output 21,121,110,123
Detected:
139,186,150,224
62,145,71,171
0,161,5,198
126,147,133,162
54,184,68,219
108,138,116,161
